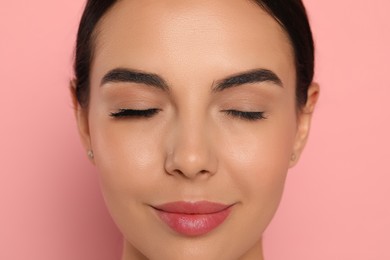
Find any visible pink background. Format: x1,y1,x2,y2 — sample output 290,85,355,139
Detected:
1,0,389,259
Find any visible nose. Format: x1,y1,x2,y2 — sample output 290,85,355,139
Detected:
164,119,218,180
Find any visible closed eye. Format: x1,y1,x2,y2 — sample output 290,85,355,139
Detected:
223,110,266,121
110,108,161,118
110,109,265,121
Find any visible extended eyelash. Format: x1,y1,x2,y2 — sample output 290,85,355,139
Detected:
110,108,160,118
224,110,267,121
110,109,265,121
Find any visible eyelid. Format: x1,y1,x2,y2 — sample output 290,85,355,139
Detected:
222,109,267,121
110,108,161,118
109,108,266,121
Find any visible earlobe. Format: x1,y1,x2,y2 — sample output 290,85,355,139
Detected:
289,82,320,168
69,80,95,164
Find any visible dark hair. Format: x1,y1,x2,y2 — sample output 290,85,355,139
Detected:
74,0,314,108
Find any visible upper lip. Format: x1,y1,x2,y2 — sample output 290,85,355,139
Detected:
152,201,233,214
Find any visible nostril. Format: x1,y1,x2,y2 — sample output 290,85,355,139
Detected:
166,168,183,177
199,170,209,174
164,137,218,179
165,167,210,179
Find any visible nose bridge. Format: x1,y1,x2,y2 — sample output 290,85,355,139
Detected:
165,111,216,178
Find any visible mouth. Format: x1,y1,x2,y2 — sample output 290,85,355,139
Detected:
151,201,234,236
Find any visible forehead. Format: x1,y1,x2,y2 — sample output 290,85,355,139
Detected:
92,0,295,87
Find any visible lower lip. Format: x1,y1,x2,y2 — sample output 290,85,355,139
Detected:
154,207,232,236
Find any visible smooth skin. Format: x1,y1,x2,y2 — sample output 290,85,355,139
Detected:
72,0,319,259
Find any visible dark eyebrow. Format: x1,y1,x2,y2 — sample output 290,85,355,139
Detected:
101,68,282,92
212,68,283,92
101,68,169,91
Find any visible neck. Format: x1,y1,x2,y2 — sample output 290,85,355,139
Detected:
121,240,147,260
239,238,264,260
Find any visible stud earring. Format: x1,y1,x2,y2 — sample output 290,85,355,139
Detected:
291,153,297,162
87,150,94,159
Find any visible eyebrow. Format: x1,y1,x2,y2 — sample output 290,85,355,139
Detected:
101,68,170,91
101,68,283,92
212,68,283,91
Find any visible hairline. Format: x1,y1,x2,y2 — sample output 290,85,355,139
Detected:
83,0,302,111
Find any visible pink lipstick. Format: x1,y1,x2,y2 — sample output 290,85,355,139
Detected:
152,201,233,236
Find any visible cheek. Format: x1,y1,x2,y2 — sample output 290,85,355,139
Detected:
210,110,298,245
89,115,165,205
220,113,297,203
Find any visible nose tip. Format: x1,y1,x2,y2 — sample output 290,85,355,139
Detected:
165,152,213,179
164,131,217,180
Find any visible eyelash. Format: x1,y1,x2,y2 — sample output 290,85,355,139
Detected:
223,110,266,121
110,109,266,121
110,109,160,118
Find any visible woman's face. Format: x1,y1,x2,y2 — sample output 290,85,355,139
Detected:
75,0,317,259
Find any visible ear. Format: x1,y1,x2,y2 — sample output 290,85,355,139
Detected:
70,80,95,164
289,82,320,168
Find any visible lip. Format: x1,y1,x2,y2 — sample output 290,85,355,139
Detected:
152,201,233,236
